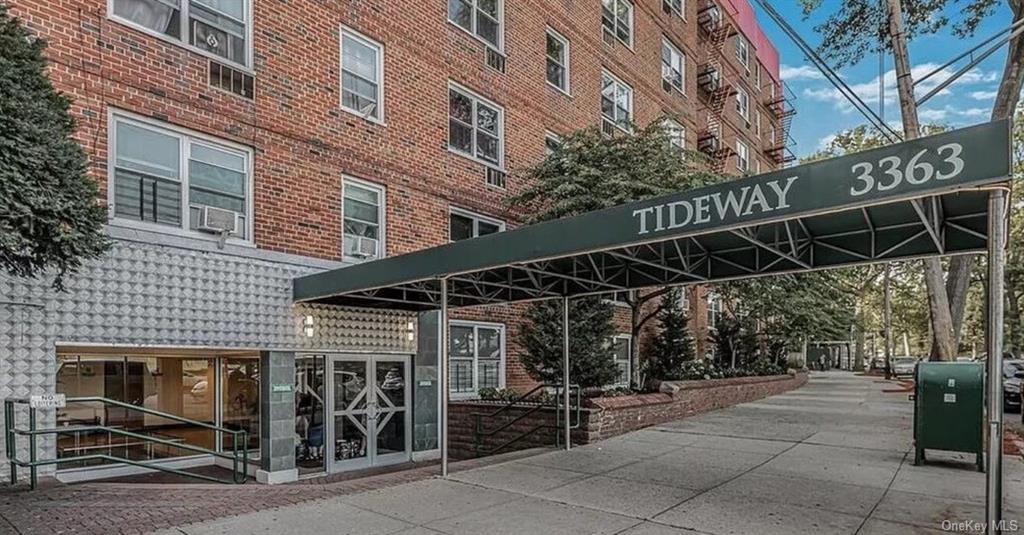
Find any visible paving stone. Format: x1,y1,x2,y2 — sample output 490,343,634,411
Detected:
424,495,639,535
537,475,697,518
653,492,864,535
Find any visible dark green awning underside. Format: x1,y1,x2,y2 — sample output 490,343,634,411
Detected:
294,121,1011,311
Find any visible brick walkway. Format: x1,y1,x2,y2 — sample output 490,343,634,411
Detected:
0,450,545,535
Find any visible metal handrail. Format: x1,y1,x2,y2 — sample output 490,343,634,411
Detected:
471,384,581,457
4,396,250,489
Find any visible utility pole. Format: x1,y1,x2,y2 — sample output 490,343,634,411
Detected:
884,264,894,379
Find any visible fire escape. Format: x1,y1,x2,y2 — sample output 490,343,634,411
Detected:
696,0,737,175
764,83,797,166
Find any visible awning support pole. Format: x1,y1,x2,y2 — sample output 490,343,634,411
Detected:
985,189,1006,534
563,296,571,451
440,278,450,477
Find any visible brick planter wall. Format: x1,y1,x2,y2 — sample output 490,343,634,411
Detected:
449,371,808,458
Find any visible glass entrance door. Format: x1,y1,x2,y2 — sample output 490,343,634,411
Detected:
329,355,410,472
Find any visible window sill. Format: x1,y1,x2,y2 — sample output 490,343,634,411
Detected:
447,20,504,54
546,82,572,98
107,218,255,248
108,14,253,74
340,106,386,126
447,147,506,173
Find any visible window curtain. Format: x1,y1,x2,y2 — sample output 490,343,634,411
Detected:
114,0,178,34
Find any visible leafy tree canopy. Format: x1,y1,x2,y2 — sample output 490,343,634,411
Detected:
799,0,1002,67
0,4,108,289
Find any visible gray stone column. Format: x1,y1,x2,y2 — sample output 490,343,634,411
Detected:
257,350,297,484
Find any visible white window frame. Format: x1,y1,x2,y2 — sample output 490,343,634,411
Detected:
449,207,505,242
735,34,749,71
611,334,632,387
449,320,506,399
663,118,685,151
601,69,633,133
736,140,750,172
107,109,254,246
707,292,722,330
602,0,634,48
680,288,691,315
339,26,385,124
661,37,685,95
341,175,387,263
447,81,506,170
448,0,504,51
545,27,571,95
755,112,762,138
736,86,750,122
544,131,562,155
770,125,777,146
664,0,684,18
107,0,254,70
755,62,762,92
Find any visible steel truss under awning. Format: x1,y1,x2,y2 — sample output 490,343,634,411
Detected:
294,121,1010,311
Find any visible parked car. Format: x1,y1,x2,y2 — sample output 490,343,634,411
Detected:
892,357,918,377
1004,360,1023,412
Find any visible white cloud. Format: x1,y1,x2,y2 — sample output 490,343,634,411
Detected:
970,90,998,100
780,64,823,81
801,63,999,112
918,108,950,122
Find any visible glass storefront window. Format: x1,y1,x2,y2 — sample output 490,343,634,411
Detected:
55,354,260,470
295,355,325,475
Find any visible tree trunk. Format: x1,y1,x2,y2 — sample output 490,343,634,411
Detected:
886,0,959,360
925,0,1024,355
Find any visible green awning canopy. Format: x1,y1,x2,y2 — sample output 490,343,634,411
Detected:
293,120,1012,311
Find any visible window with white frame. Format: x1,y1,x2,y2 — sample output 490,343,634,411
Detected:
601,0,633,46
110,0,250,67
664,0,683,16
601,70,633,132
449,208,504,241
770,124,777,146
735,34,749,70
661,38,684,93
545,28,570,93
736,140,749,172
735,87,749,122
450,322,505,396
755,112,761,138
544,131,562,156
110,113,251,240
448,83,504,167
663,118,685,151
611,335,631,386
342,177,385,262
707,292,722,329
340,28,384,121
448,0,502,49
755,63,762,91
680,288,691,315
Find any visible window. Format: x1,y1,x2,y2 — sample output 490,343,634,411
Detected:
661,38,684,93
450,208,505,241
450,322,505,396
756,112,762,138
736,140,749,172
448,0,502,49
755,63,762,91
756,158,762,174
601,0,633,46
611,335,631,386
601,70,633,132
735,87,749,122
340,28,384,122
343,177,385,262
664,0,683,16
545,28,570,93
544,131,562,156
110,0,250,67
663,118,684,151
770,125,777,146
448,83,504,168
707,293,722,329
680,288,691,315
735,35,749,70
110,113,251,241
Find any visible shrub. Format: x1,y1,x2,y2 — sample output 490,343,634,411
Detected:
477,387,521,402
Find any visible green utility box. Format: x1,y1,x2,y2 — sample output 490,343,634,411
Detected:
913,361,985,471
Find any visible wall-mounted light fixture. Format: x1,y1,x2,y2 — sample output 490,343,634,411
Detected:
303,315,315,338
406,320,415,342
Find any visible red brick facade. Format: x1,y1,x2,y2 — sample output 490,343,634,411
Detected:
9,0,785,393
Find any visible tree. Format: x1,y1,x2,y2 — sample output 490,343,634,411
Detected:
643,288,696,381
518,296,620,389
512,121,718,387
801,0,1024,360
0,4,108,289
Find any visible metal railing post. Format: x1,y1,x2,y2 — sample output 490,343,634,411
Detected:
562,296,570,451
440,278,449,477
985,188,1007,534
5,400,15,484
28,407,36,490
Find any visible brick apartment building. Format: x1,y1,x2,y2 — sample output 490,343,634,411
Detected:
1,0,791,483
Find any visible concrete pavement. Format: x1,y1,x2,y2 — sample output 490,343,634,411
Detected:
158,371,1023,534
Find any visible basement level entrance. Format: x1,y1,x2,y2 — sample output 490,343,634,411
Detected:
292,120,1013,531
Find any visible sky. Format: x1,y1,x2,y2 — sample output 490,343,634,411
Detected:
751,1,1014,159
